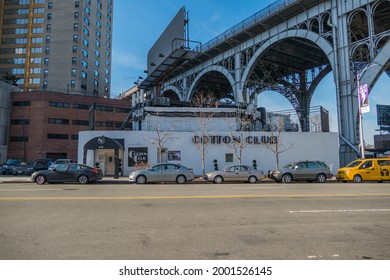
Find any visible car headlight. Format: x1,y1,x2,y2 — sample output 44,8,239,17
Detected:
273,170,281,175
345,170,350,173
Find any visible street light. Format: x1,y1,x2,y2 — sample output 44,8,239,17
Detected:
356,63,379,159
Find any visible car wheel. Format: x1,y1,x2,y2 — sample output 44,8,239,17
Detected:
353,175,362,183
248,176,257,184
315,173,327,183
176,175,186,184
35,175,46,185
281,174,293,183
136,175,147,184
78,175,89,184
214,176,223,184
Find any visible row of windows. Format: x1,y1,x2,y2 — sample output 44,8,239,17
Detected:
12,102,130,113
1,37,43,45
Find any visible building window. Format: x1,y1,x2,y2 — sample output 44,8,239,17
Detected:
72,45,77,53
47,134,68,140
225,153,233,163
48,2,53,8
96,105,113,112
46,35,51,43
73,103,90,110
47,13,52,20
46,24,51,31
49,101,70,108
73,34,78,42
44,57,49,64
71,68,76,76
94,79,99,87
81,71,87,79
72,120,89,126
83,37,89,47
74,23,79,30
74,12,79,19
45,47,50,54
75,1,79,8
81,60,88,68
43,69,49,76
71,80,76,88
72,57,77,64
43,80,48,88
81,83,87,90
12,101,31,106
48,118,69,125
10,136,28,142
11,119,30,125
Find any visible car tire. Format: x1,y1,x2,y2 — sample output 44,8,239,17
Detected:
176,175,186,184
136,175,147,184
353,175,362,183
78,175,89,184
281,174,293,183
35,175,46,185
248,176,257,184
315,173,327,183
214,176,223,184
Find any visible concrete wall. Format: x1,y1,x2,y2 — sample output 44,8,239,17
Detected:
79,130,340,177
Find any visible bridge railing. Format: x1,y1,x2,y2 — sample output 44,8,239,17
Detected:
199,0,297,53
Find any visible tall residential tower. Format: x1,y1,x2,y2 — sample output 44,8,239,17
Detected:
0,0,113,97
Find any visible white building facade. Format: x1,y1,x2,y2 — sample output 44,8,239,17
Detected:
78,130,340,177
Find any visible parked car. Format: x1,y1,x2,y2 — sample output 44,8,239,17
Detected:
2,159,23,175
27,158,53,173
206,164,265,184
336,158,390,183
269,160,332,183
49,159,74,170
10,161,32,175
31,163,103,185
129,163,195,184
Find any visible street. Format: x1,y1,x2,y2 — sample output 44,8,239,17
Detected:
0,180,390,260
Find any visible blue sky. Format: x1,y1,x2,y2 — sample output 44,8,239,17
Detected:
111,0,389,145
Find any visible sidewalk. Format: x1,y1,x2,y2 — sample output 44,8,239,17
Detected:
0,175,131,184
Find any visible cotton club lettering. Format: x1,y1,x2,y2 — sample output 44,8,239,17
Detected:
192,135,278,145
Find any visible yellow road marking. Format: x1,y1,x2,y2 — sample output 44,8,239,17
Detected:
1,193,390,201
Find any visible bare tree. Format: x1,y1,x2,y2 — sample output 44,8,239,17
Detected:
145,111,175,163
224,114,253,165
191,92,216,178
263,117,293,169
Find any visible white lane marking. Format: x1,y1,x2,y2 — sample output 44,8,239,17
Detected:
289,209,390,213
232,187,285,190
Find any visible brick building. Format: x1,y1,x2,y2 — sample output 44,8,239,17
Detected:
8,91,131,161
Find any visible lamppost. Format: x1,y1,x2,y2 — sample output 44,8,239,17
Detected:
356,63,379,159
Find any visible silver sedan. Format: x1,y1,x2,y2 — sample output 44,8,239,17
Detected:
129,163,195,184
206,164,265,184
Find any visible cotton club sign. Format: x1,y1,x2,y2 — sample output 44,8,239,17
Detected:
192,135,278,145
128,147,148,167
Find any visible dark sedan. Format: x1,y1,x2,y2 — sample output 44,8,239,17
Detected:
31,163,103,185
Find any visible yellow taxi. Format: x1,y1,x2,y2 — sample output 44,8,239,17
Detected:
336,158,390,183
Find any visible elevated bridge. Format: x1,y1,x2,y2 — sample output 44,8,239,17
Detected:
137,0,390,166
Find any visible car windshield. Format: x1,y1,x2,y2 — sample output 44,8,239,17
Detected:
346,160,362,168
284,162,297,168
6,159,22,165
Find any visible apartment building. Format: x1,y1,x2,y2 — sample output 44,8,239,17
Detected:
8,91,131,161
0,0,113,97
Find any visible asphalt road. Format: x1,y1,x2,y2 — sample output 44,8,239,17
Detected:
0,180,389,260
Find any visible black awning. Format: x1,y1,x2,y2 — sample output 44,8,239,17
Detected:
84,136,124,150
